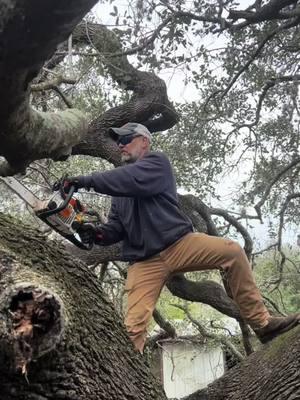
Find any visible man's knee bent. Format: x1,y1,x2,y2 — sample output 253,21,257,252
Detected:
223,240,245,257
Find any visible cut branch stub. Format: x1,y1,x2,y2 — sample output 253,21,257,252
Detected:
1,284,64,375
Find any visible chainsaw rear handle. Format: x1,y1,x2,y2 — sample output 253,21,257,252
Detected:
74,222,97,250
67,231,94,251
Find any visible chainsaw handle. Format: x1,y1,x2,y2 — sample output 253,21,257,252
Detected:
68,233,94,251
36,185,75,218
75,223,96,250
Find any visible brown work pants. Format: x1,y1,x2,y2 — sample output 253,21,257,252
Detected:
124,232,270,352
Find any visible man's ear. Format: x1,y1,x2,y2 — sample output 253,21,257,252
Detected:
143,136,151,148
142,136,149,148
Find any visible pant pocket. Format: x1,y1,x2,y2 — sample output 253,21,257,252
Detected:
124,265,136,291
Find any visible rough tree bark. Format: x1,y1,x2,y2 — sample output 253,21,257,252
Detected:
0,0,96,174
1,213,300,400
0,213,167,400
185,326,300,400
0,1,178,175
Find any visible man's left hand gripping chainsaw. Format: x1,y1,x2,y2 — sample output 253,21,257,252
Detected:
1,176,99,250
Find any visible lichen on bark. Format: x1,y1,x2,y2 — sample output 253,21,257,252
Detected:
28,108,88,160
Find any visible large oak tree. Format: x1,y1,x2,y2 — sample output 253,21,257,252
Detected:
1,1,300,399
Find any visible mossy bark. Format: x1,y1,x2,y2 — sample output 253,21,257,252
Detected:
0,1,178,174
185,325,300,400
0,213,167,400
0,0,95,172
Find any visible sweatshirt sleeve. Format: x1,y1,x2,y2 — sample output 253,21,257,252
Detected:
81,152,169,197
99,200,125,245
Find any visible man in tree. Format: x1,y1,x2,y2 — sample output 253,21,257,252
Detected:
64,122,300,353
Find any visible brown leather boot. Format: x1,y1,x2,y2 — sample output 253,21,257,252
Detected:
254,314,300,344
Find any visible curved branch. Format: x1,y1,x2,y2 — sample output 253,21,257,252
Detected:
179,194,219,236
166,274,241,320
254,158,300,220
275,193,300,285
0,6,179,172
263,294,286,316
204,17,300,105
106,15,176,58
52,86,73,108
180,194,253,257
220,21,290,99
152,309,177,338
31,75,75,108
210,208,253,259
278,193,300,249
234,75,300,130
0,0,97,173
71,22,179,162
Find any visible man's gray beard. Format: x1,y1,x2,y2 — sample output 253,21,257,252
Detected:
121,154,137,164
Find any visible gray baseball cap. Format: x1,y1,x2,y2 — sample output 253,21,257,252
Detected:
109,122,151,141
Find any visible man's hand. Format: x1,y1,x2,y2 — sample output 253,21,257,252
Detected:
77,223,96,245
63,176,85,193
77,223,104,246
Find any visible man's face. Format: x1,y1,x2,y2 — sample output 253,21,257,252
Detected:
118,135,149,164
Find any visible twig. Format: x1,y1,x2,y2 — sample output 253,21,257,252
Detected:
262,295,286,316
52,86,73,108
210,207,253,259
240,75,300,129
172,304,244,361
31,75,76,91
252,243,278,257
153,309,177,338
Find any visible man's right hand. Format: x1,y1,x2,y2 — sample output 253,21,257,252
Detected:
78,223,104,245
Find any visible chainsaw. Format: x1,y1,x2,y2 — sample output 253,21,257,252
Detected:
0,176,100,250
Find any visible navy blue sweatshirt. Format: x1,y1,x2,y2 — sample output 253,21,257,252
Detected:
80,151,193,262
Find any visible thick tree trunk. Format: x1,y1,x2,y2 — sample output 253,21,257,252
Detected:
0,1,178,175
0,0,96,173
185,326,300,400
0,213,166,399
2,213,300,400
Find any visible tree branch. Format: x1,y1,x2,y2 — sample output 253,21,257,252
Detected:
254,158,300,220
173,304,244,362
237,75,300,130
210,207,254,259
166,274,241,320
70,21,179,162
0,0,98,173
31,75,76,91
229,0,298,23
152,309,177,338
